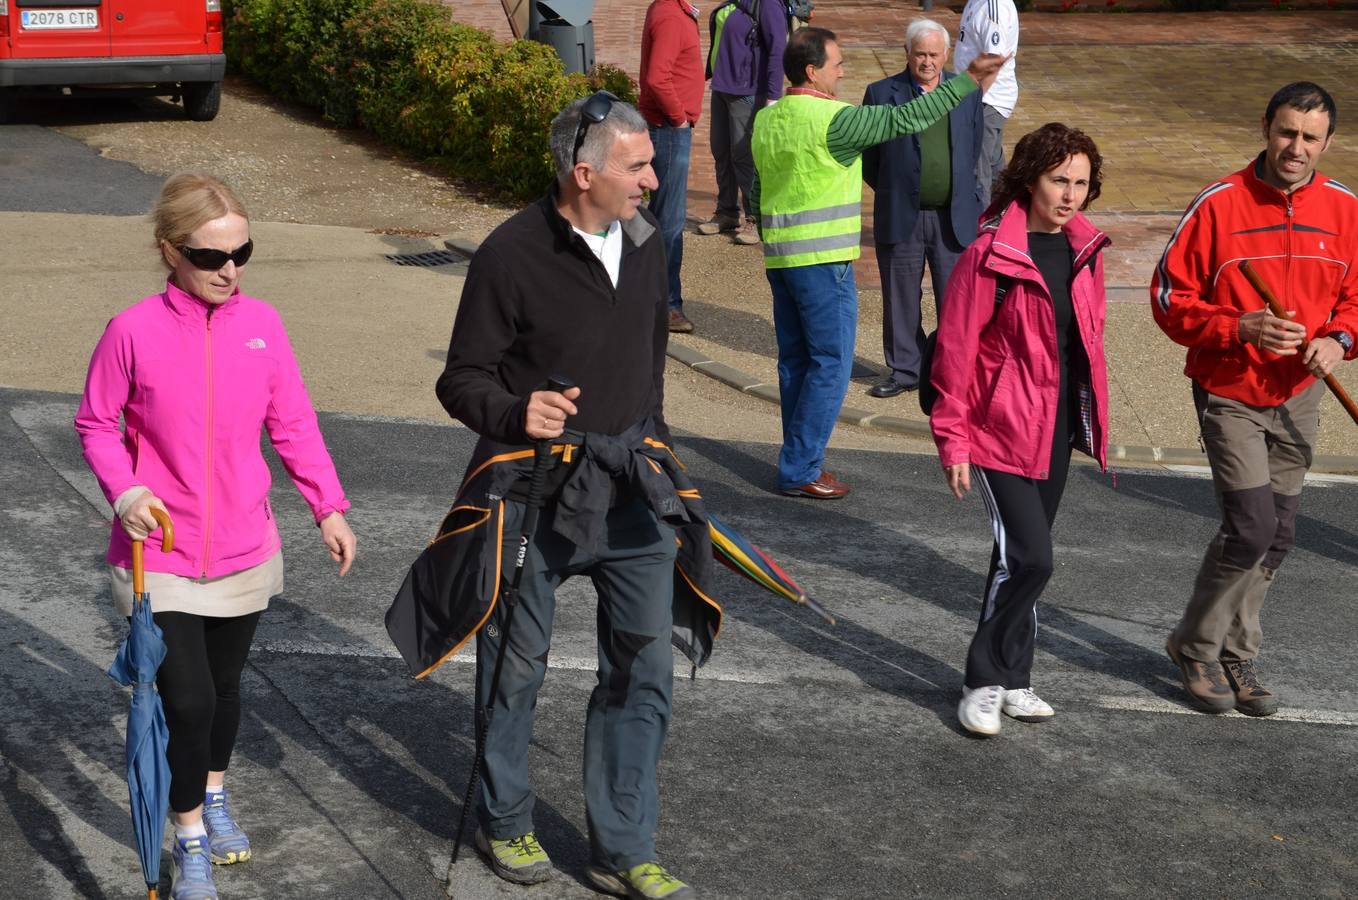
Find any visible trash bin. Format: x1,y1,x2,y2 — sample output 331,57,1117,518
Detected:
532,0,595,75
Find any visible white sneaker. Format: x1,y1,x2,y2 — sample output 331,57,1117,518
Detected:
1003,688,1055,722
958,685,1004,736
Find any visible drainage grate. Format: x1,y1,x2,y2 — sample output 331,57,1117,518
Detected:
384,250,465,268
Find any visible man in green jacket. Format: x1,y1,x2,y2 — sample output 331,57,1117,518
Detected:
751,27,1003,498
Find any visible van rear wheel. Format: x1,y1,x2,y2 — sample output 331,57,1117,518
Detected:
0,89,12,125
183,81,221,122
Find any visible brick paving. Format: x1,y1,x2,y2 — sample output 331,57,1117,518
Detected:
443,1,1358,284
439,1,1358,455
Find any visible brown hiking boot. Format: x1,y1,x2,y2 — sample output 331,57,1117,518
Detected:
732,216,761,245
1165,636,1235,713
695,213,740,235
1221,658,1278,717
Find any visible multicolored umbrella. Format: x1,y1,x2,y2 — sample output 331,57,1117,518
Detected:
107,507,174,900
708,514,835,624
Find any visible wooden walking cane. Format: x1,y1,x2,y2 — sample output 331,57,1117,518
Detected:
1237,259,1358,426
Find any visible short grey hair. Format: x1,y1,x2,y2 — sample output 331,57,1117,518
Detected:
905,18,949,52
550,95,649,180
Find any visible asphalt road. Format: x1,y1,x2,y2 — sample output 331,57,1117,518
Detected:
3,101,1358,900
4,386,1358,899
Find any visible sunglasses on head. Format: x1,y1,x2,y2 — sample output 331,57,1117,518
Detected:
571,90,619,166
177,239,254,271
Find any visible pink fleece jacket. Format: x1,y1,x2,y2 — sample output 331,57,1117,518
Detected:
76,281,349,579
930,201,1111,478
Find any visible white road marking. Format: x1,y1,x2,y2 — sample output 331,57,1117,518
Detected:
253,641,1358,721
253,639,784,684
1094,694,1358,727
1163,464,1358,485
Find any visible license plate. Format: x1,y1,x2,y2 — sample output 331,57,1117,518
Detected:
20,8,100,30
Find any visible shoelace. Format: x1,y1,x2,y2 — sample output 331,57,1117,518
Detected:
1202,662,1231,690
203,797,240,835
177,839,213,879
633,863,680,887
1007,688,1039,708
973,686,1002,712
1227,661,1263,691
508,834,544,859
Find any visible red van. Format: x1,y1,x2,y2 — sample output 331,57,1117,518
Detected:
0,0,225,121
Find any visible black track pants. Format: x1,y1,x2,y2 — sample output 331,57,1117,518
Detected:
966,446,1071,690
152,610,262,813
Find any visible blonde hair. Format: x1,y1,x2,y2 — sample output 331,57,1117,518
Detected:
151,174,248,265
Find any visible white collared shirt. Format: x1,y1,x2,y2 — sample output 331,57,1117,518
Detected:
573,219,622,287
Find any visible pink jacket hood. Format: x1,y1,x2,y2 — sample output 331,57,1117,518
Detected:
76,281,349,578
930,200,1111,478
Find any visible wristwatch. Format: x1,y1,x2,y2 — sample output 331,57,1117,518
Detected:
1325,330,1354,353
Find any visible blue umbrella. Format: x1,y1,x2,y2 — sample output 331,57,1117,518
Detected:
107,507,175,900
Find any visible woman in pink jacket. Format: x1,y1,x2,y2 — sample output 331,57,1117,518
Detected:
76,174,356,899
929,124,1110,737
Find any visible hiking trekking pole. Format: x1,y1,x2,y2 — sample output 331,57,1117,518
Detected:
449,374,575,881
1238,260,1358,426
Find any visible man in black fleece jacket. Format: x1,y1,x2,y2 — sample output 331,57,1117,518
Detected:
435,94,702,900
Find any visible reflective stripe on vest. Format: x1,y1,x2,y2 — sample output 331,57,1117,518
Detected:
751,94,862,269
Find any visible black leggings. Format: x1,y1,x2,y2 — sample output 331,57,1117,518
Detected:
966,441,1072,690
152,611,262,813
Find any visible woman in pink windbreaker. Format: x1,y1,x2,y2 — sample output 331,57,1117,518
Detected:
76,174,356,899
929,124,1110,738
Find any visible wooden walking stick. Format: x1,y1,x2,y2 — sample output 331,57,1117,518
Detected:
1238,259,1358,426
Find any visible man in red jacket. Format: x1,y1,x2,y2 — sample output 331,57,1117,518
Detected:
1152,82,1358,717
640,0,704,333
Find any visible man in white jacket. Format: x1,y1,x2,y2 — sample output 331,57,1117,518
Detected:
953,0,1019,203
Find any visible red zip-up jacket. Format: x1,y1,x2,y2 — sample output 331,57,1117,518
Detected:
638,0,703,127
1151,156,1358,405
931,201,1111,479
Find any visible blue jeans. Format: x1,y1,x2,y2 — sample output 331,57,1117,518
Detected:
647,124,692,310
767,261,857,490
476,497,677,870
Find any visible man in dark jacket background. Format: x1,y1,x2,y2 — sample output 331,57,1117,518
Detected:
696,0,787,246
863,18,984,398
434,93,701,900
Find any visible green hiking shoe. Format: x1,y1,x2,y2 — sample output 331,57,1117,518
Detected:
474,829,554,885
586,861,696,899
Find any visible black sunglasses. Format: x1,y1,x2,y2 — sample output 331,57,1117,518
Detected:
571,91,619,166
177,239,254,271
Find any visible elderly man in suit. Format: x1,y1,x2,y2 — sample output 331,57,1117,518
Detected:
863,17,986,398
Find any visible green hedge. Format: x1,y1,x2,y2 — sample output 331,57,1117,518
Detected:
222,0,637,199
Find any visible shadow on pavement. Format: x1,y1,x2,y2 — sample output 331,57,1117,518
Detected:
0,607,139,899
678,436,1184,718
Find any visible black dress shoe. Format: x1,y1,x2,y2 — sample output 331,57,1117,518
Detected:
867,377,917,399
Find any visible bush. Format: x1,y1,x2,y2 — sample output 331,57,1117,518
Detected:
222,0,639,199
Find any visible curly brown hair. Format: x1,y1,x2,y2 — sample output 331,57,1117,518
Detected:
987,123,1103,216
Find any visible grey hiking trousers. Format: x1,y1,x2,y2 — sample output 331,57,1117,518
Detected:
475,495,677,870
1174,381,1322,663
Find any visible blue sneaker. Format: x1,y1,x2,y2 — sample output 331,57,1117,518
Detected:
202,790,251,865
171,835,218,900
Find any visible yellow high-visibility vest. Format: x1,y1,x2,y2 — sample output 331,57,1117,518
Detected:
751,93,862,269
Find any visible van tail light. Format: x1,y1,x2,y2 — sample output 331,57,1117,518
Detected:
206,0,222,34
0,0,9,39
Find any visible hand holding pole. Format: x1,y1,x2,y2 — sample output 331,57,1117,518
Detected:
1238,260,1358,426
450,375,576,878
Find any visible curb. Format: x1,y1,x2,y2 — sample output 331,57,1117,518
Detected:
666,340,1358,475
445,237,1358,475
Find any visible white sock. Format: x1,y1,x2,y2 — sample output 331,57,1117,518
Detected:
205,784,225,800
175,820,207,841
